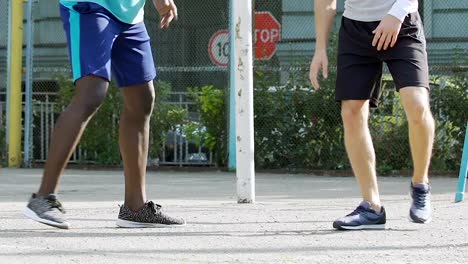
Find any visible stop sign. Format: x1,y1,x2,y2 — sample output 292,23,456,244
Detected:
254,12,281,60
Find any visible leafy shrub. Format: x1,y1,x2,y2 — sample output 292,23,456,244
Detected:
253,37,468,172
56,76,187,165
186,85,227,166
431,72,468,170
253,36,345,170
149,81,188,161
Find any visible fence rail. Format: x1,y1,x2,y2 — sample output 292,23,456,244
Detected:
0,91,215,166
1,0,467,172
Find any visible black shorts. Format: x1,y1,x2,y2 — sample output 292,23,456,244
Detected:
336,13,429,107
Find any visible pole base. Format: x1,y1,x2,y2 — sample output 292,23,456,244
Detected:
237,198,254,204
455,192,465,203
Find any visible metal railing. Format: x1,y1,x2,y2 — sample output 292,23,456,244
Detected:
0,91,215,166
0,101,6,162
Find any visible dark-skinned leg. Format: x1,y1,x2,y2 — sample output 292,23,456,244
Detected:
37,75,109,196
119,81,155,211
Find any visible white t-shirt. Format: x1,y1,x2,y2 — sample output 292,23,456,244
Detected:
343,0,419,22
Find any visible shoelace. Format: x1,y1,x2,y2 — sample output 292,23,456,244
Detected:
46,196,66,213
412,189,429,207
347,205,367,217
147,201,162,215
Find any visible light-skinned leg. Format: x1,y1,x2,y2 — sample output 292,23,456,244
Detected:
119,81,155,212
341,100,381,212
399,87,435,184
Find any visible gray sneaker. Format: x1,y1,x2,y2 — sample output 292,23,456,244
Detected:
116,201,186,228
409,183,432,223
24,193,70,229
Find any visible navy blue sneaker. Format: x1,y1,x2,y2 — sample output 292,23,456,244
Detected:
409,183,432,223
333,201,386,230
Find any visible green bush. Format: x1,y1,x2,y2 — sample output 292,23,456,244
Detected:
57,76,121,165
149,81,188,161
186,85,227,166
253,36,468,172
370,74,468,173
431,72,468,170
253,36,345,171
370,93,412,175
56,76,187,165
52,54,468,172
253,62,345,170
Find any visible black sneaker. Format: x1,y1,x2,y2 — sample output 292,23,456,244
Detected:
116,201,186,228
333,201,386,230
23,193,70,229
409,183,432,223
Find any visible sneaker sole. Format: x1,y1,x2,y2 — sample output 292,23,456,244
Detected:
333,223,386,230
116,218,187,228
408,214,432,224
23,207,70,229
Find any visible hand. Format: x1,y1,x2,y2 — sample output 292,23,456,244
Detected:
153,0,178,29
309,49,329,90
372,14,402,51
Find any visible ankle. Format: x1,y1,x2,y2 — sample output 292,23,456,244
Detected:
412,180,429,185
371,204,382,213
36,191,54,197
124,201,146,212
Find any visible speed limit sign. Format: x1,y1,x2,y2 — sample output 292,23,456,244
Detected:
208,30,229,67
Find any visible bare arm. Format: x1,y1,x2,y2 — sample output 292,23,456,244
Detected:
310,0,337,89
315,0,337,52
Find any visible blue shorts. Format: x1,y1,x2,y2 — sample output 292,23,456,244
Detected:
59,2,157,87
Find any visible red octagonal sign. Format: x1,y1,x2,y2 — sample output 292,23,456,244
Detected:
254,12,281,60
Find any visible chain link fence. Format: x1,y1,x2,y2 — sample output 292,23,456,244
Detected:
25,0,229,167
3,0,468,173
144,0,230,166
253,0,468,173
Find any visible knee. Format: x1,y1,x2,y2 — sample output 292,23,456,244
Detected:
140,91,155,117
406,101,433,125
74,90,107,119
126,89,155,118
401,87,434,126
341,101,368,127
71,76,109,118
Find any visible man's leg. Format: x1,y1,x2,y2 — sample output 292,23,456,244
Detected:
341,100,381,211
24,75,108,229
400,87,434,223
400,87,434,184
38,76,109,195
119,82,155,212
112,20,184,228
332,99,386,230
116,81,185,228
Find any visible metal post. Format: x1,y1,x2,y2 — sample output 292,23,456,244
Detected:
24,0,34,167
232,0,255,203
7,0,25,167
228,0,236,171
455,122,468,203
